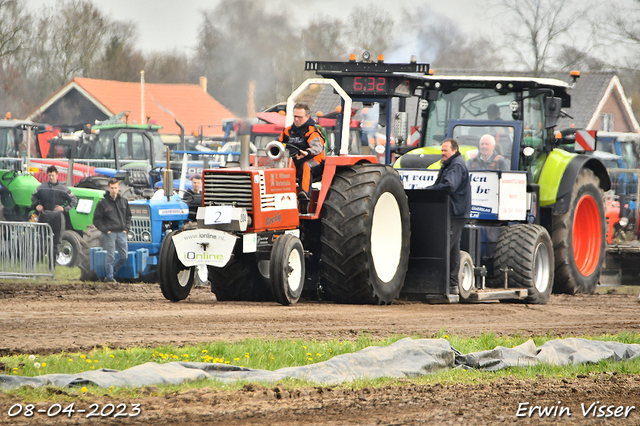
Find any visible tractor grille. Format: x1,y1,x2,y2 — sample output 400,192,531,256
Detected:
128,218,152,243
204,173,253,210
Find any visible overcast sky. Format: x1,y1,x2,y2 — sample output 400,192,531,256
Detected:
25,0,489,54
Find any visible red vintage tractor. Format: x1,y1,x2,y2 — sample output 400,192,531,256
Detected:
157,78,412,305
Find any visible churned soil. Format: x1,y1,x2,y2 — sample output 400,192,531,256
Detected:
0,282,639,425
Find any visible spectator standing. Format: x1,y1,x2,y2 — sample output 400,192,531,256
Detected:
31,165,77,258
183,174,203,221
428,139,471,295
93,178,131,283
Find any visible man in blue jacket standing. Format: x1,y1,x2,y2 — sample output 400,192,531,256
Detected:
93,178,131,283
428,138,471,295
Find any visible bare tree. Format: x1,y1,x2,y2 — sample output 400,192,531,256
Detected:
95,22,145,82
345,6,394,57
194,0,300,114
32,0,112,86
301,17,347,61
0,0,30,61
495,0,593,75
395,8,500,69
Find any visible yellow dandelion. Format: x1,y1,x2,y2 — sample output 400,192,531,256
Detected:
307,357,312,361
90,366,95,370
183,354,189,358
443,335,449,339
202,349,208,353
307,352,311,356
94,360,98,363
87,359,92,363
81,387,88,392
68,358,73,362
244,354,250,358
270,357,275,360
316,353,322,357
110,354,114,358
80,354,86,359
225,361,230,364
303,346,307,349
42,362,47,367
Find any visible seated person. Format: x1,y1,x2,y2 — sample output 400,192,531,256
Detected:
182,174,203,221
279,102,325,198
466,134,510,171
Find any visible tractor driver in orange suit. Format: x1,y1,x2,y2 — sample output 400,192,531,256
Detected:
279,103,325,198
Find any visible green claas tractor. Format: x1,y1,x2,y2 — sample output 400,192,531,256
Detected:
0,169,104,269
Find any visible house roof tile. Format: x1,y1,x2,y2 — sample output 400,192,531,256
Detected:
33,77,236,136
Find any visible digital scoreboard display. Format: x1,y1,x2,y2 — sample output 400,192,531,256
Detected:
342,76,389,95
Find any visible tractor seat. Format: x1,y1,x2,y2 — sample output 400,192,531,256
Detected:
126,170,149,188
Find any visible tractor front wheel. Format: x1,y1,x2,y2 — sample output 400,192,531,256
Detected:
57,231,82,267
269,234,305,306
493,224,554,304
158,230,194,301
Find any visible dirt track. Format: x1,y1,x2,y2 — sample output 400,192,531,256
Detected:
1,283,639,425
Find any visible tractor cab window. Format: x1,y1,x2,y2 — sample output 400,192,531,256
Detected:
452,124,514,170
129,132,148,160
424,88,516,147
152,134,165,162
0,128,16,157
88,131,114,159
520,92,546,171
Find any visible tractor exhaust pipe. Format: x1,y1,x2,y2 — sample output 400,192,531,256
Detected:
237,120,251,170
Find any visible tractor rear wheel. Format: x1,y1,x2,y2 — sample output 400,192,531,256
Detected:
552,169,605,294
493,224,554,304
269,234,305,306
320,164,410,304
208,257,271,302
158,230,194,301
78,225,101,281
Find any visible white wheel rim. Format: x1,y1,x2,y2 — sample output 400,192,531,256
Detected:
460,259,474,293
56,240,74,266
534,242,551,293
177,269,191,288
371,192,402,283
287,248,303,292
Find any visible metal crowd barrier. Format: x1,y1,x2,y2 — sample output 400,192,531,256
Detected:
0,157,24,171
0,221,55,279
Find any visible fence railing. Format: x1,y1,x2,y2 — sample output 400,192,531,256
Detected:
0,157,25,171
0,221,55,279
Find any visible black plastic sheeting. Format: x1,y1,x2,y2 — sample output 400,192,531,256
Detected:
1,338,639,390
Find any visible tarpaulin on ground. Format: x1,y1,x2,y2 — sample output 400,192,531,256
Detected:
1,338,639,390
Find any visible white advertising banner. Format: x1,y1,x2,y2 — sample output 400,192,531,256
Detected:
498,173,528,221
172,229,237,268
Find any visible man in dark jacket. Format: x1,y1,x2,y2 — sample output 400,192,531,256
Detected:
31,165,78,257
93,178,131,283
428,138,471,295
182,174,202,221
279,103,325,198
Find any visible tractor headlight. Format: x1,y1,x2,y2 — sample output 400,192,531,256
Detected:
142,231,151,241
127,231,135,240
619,217,629,228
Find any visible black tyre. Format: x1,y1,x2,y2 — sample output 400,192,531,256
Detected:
493,224,554,304
552,169,605,294
208,257,271,301
269,234,305,306
78,225,101,281
158,230,194,302
320,164,411,304
57,230,83,267
458,251,475,301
